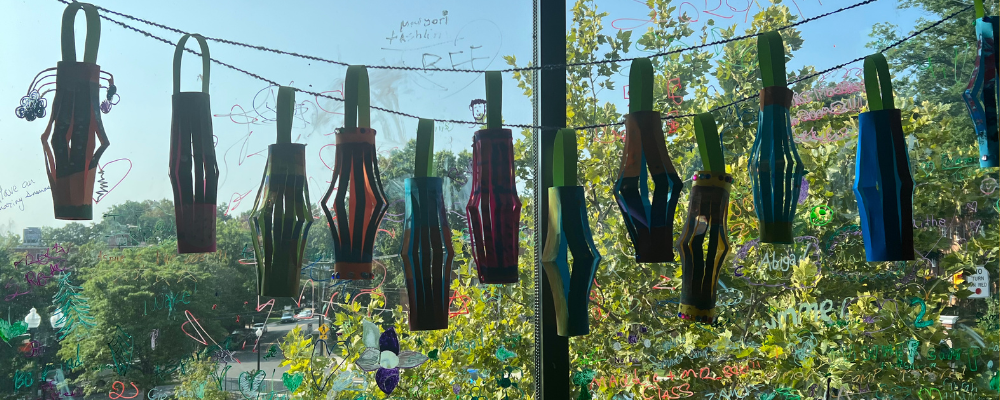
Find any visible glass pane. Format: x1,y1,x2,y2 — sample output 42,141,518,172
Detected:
557,0,999,399
0,1,533,398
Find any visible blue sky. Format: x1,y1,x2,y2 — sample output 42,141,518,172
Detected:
0,0,926,231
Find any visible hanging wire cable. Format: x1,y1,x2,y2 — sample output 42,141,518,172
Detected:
54,0,971,130
60,0,880,73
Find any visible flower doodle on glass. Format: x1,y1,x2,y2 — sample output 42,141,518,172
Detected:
15,90,47,121
355,320,429,394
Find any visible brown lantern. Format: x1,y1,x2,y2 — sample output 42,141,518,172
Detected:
614,59,683,263
249,87,314,297
169,34,219,253
322,66,389,280
38,3,115,220
676,114,732,324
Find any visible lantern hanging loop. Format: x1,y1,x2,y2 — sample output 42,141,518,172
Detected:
863,53,894,112
173,34,210,94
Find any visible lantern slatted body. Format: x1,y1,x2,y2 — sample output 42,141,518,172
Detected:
542,186,602,336
41,3,110,220
677,173,732,323
169,34,218,253
854,110,915,261
467,128,522,283
249,87,314,297
614,111,683,263
401,177,453,330
963,16,1000,168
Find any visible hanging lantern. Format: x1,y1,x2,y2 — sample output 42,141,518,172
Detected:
541,129,602,336
466,71,522,284
749,31,806,244
854,53,915,262
169,34,219,254
322,66,389,280
963,1,999,168
676,114,732,324
33,3,117,220
614,58,683,263
249,87,314,297
401,119,454,331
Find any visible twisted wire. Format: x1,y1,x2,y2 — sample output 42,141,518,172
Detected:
55,0,971,130
63,0,880,73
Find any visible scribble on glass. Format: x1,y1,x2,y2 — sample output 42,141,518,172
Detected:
51,272,96,340
15,90,47,121
469,98,487,124
355,320,429,394
107,326,134,376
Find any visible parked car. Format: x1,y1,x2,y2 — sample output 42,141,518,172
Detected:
251,322,267,335
224,330,251,350
280,311,295,323
295,308,315,320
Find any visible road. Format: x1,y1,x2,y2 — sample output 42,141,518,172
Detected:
220,317,333,393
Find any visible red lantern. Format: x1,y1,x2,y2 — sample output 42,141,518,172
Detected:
322,66,389,280
466,71,522,284
169,34,219,253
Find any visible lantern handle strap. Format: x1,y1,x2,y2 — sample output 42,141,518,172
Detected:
173,34,211,94
694,113,725,172
344,65,371,129
415,118,435,178
628,58,654,113
975,0,984,19
553,129,578,187
863,53,894,111
61,2,101,63
757,31,787,88
485,71,502,130
276,86,295,144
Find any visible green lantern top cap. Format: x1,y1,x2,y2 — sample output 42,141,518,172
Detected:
863,53,894,111
277,86,295,144
415,119,435,178
173,34,210,94
694,113,725,172
757,31,786,88
628,58,654,113
553,128,578,187
345,65,371,130
61,2,101,64
485,71,502,130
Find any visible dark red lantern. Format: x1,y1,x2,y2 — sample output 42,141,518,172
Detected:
249,87,314,297
466,71,522,284
322,66,389,280
541,129,602,336
676,114,732,324
38,3,115,220
401,119,454,331
614,59,683,263
169,34,219,253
